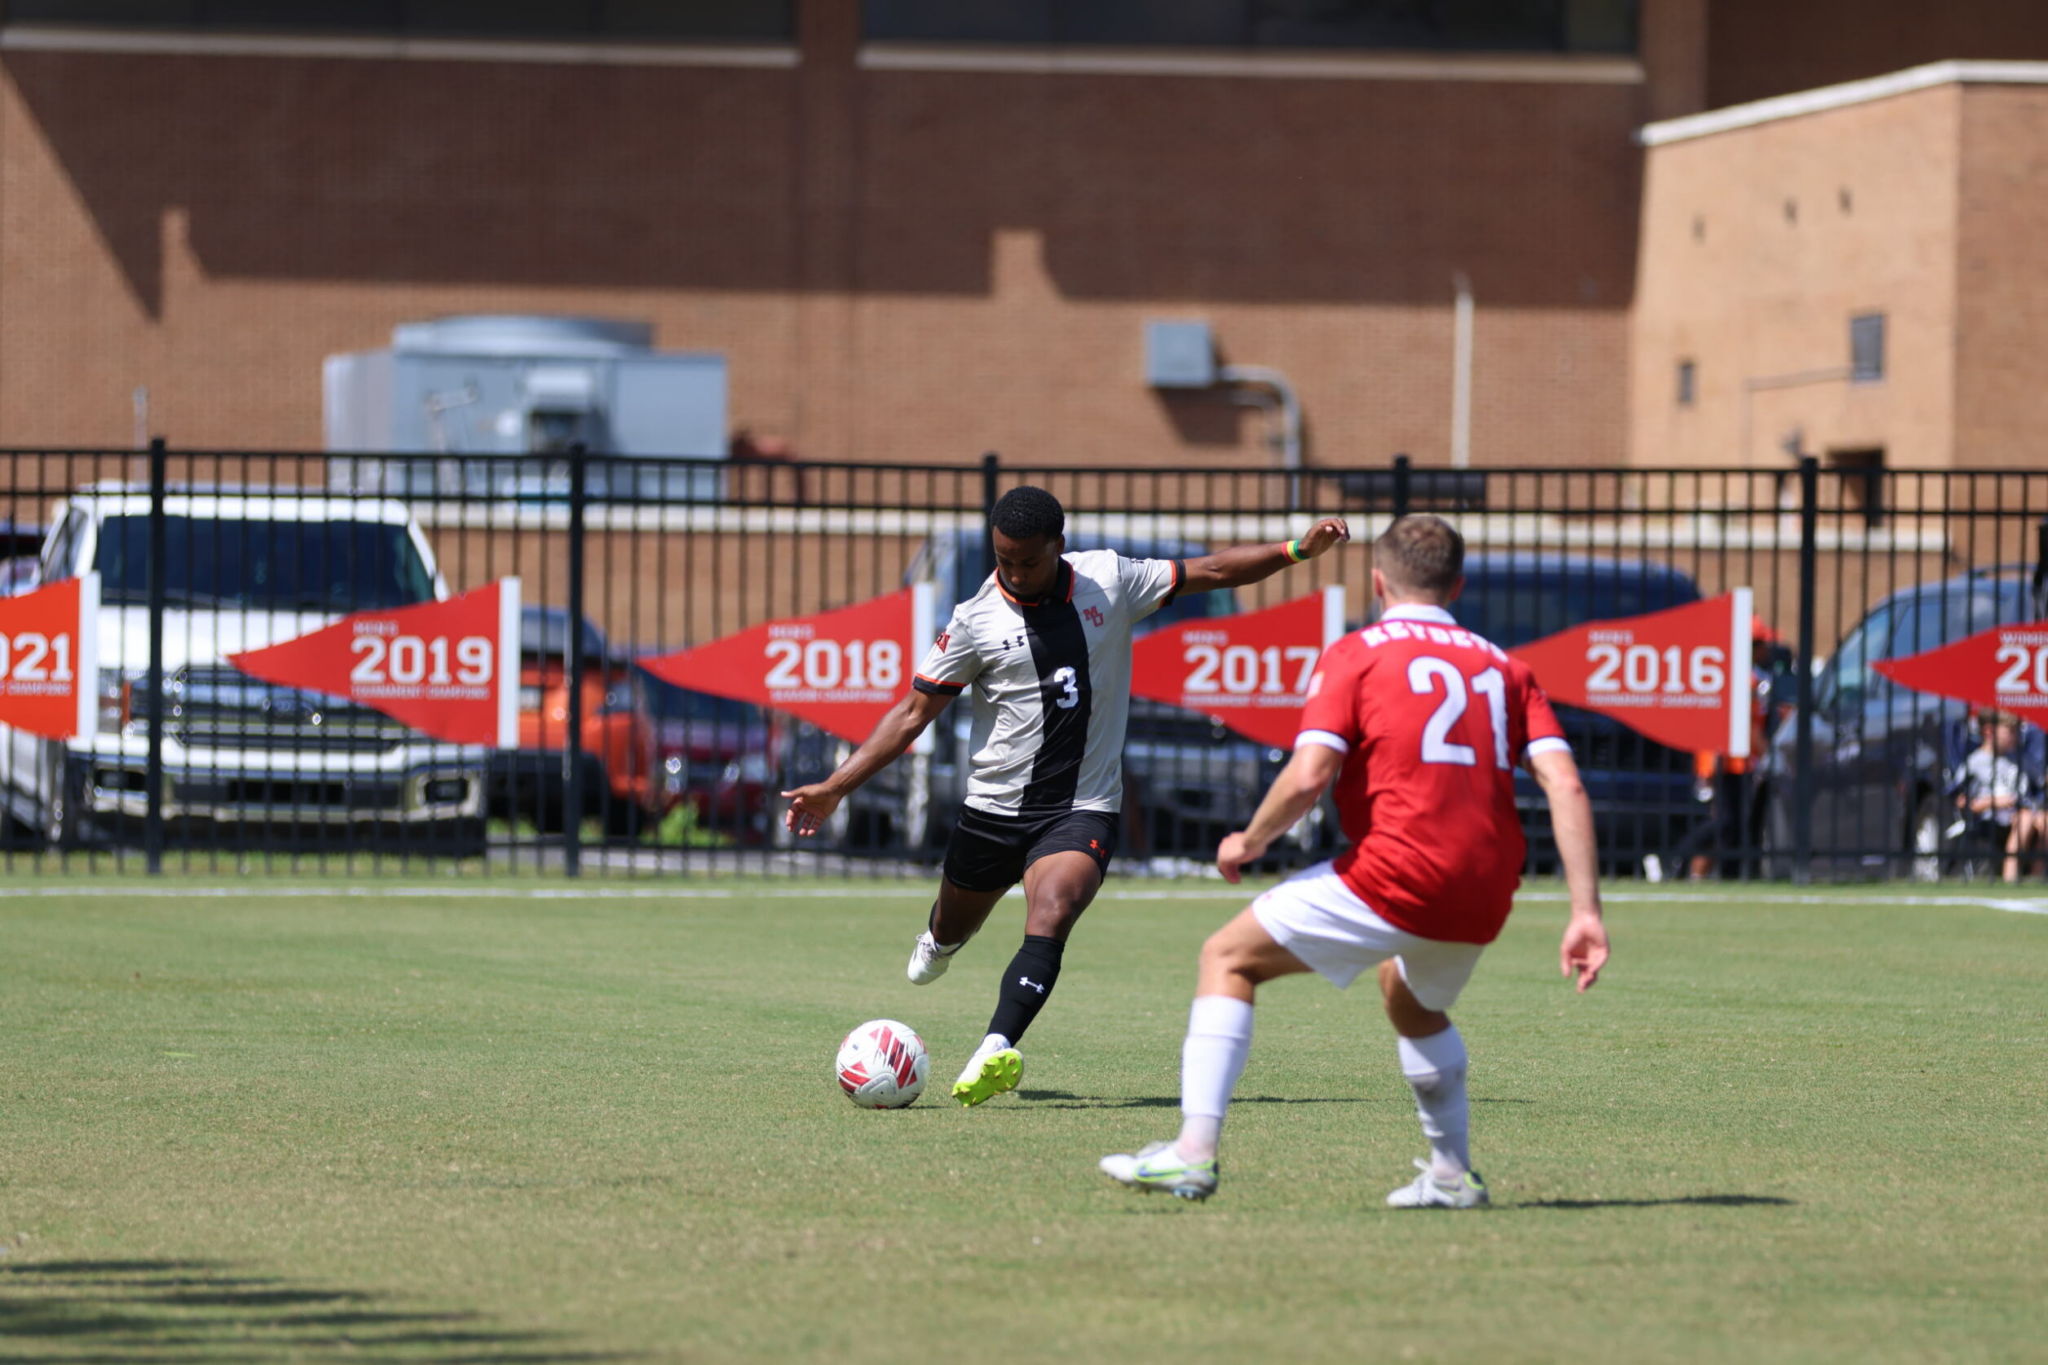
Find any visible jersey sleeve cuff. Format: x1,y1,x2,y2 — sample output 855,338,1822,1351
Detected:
913,674,965,696
1295,729,1351,755
1158,559,1186,609
1525,736,1573,758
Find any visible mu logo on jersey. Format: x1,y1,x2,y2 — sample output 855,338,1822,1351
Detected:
1083,605,1105,627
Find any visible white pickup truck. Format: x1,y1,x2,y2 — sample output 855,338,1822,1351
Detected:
3,485,487,854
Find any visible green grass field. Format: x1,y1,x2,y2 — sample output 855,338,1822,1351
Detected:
4,880,2046,1364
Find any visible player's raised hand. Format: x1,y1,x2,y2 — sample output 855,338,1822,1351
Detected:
1294,517,1351,560
780,783,842,837
1560,912,1609,993
1215,830,1262,884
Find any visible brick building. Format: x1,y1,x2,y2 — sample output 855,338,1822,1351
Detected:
1,1,2045,471
1633,62,2048,471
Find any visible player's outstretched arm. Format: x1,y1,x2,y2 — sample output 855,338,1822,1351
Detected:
1216,744,1344,883
780,688,953,837
1182,517,1350,594
1529,747,1608,992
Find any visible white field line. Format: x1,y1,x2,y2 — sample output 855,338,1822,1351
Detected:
0,885,2044,915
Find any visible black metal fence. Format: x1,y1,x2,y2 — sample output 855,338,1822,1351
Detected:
0,445,2043,883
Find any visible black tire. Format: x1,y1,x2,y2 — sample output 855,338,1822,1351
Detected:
44,749,89,851
603,797,646,841
1907,792,1947,883
423,817,488,861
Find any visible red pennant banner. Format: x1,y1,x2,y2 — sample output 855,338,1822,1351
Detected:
0,573,98,740
228,579,520,747
1510,590,1753,757
1130,588,1345,749
641,588,917,745
1873,621,2048,714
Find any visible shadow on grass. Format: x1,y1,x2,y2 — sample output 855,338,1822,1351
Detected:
1512,1194,1797,1210
0,1258,640,1363
1016,1090,1534,1108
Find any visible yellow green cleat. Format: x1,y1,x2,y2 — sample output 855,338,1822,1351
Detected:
951,1047,1023,1107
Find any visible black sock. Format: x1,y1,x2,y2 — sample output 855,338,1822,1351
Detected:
986,935,1065,1046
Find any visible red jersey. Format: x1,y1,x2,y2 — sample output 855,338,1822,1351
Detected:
1296,605,1569,945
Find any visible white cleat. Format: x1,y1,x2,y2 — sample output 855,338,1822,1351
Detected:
1386,1159,1490,1209
906,931,961,985
1099,1140,1219,1201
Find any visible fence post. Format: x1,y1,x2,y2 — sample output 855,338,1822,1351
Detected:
980,451,1000,586
563,443,587,880
2033,516,2048,617
1791,454,1819,884
1391,454,1412,521
143,436,167,876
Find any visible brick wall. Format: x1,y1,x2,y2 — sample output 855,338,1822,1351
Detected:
1630,84,1963,469
1707,0,2048,109
1953,84,2048,469
0,23,1651,472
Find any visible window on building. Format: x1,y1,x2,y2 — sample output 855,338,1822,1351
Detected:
864,0,1639,53
1675,359,1695,407
3,0,795,40
1850,313,1886,384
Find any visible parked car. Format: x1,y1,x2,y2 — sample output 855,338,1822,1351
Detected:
488,607,663,837
4,485,485,853
0,555,39,597
789,527,1288,860
639,666,775,844
1441,552,1706,876
0,516,44,597
1752,567,2035,879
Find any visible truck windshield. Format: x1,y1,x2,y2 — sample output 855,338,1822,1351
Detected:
94,516,436,611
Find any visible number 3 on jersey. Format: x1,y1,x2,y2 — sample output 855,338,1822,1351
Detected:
1051,665,1081,710
1408,657,1510,770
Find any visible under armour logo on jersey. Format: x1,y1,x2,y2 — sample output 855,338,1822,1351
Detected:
1019,976,1047,995
1083,605,1104,627
999,633,1026,652
1088,840,1103,853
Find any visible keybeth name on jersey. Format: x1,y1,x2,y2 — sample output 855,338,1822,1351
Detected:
1359,620,1509,662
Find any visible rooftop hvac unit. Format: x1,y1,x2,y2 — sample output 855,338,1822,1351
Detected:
323,315,728,503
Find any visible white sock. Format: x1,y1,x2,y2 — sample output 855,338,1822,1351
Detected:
1176,995,1254,1162
1397,1026,1471,1180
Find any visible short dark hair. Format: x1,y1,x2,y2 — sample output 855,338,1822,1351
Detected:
990,486,1065,542
1375,515,1464,598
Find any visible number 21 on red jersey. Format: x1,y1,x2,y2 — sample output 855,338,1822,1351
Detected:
1408,657,1511,770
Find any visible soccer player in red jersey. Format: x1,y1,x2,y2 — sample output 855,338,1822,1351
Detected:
1101,514,1608,1205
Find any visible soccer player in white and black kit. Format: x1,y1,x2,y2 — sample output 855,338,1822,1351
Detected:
782,487,1349,1106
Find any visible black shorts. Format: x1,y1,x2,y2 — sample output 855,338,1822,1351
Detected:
942,806,1119,893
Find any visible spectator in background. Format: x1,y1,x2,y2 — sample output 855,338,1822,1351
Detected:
1953,709,2035,882
1967,709,2048,883
1669,617,1781,882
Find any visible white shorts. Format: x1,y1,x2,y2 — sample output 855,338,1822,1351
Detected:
1250,860,1485,1011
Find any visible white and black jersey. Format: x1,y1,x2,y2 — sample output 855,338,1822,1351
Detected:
913,550,1185,818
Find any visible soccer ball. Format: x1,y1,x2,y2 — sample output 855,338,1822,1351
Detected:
835,1019,929,1109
